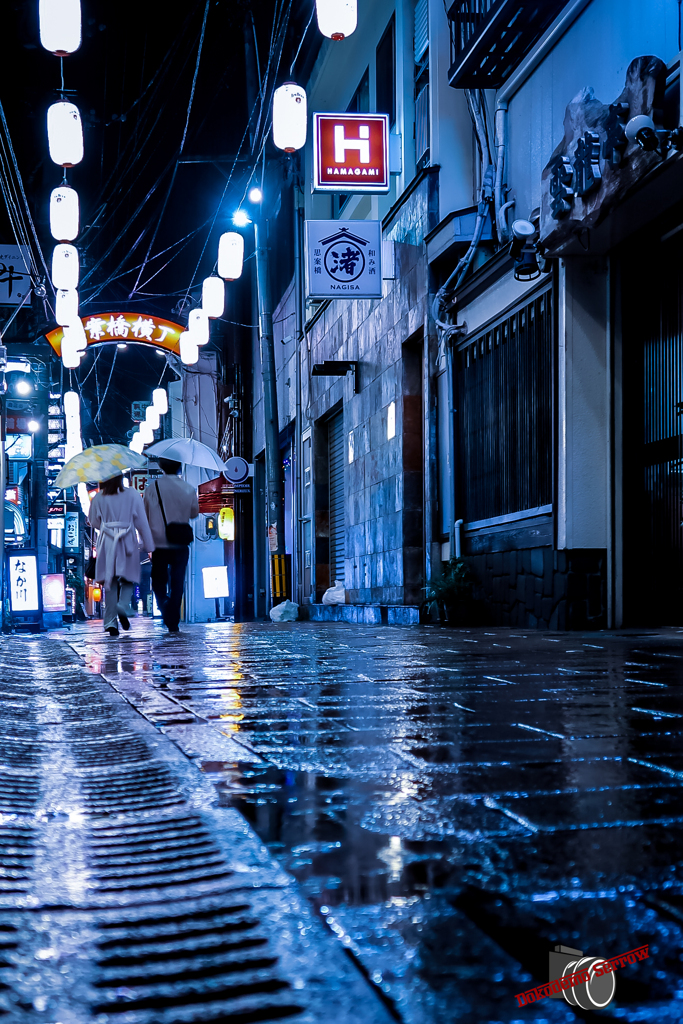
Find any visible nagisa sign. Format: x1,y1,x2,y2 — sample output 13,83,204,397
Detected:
45,312,184,358
313,113,390,193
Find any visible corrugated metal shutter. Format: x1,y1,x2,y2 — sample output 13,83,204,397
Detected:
328,411,345,585
414,0,429,63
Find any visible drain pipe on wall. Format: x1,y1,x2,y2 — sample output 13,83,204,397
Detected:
493,0,594,242
454,520,464,559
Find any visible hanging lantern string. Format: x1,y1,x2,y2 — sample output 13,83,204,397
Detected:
60,57,65,95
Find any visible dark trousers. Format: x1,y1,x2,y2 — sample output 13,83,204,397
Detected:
151,548,189,630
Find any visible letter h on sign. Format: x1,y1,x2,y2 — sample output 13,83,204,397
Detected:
334,124,370,163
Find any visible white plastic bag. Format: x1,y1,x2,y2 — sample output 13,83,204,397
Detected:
269,599,299,622
322,580,346,605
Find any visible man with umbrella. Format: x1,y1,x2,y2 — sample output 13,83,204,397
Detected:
144,458,199,633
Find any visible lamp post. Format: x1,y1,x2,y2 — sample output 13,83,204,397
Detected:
251,204,288,605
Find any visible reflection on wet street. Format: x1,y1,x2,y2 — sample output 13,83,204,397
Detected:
68,620,683,1023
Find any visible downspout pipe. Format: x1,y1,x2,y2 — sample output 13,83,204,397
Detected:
493,0,595,242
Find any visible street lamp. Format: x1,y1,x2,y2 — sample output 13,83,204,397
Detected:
248,186,263,204
231,211,250,228
14,379,32,396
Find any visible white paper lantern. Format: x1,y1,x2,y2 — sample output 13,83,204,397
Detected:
55,288,78,327
188,308,209,346
61,330,82,370
152,388,168,414
202,276,225,318
315,0,357,39
39,0,81,55
145,405,160,430
139,421,154,444
179,331,199,365
52,244,80,291
64,390,83,455
129,432,144,454
47,102,84,167
62,317,87,358
273,83,307,152
217,232,244,281
50,186,79,242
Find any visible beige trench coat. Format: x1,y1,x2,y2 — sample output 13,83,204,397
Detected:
88,488,155,585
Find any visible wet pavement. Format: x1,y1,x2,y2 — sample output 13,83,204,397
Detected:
10,620,683,1022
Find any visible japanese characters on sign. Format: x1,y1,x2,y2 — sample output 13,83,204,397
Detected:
65,511,79,553
305,220,382,300
313,113,390,193
45,312,184,357
9,554,39,613
0,245,32,306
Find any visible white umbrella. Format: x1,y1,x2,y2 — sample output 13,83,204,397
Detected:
145,437,226,472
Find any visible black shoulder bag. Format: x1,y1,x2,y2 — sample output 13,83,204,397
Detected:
155,481,194,546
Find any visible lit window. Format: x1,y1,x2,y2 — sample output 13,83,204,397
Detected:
348,431,354,463
387,401,396,439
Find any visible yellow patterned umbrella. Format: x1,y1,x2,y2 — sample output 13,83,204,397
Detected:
54,444,147,489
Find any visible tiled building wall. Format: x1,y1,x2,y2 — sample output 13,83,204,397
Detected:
307,238,428,606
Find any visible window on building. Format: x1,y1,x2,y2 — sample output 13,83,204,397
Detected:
454,287,553,522
334,69,369,218
376,16,395,128
414,0,429,168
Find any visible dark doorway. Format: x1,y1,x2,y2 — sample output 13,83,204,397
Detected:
622,230,683,624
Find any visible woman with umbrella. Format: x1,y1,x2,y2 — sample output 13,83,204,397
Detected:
89,473,155,636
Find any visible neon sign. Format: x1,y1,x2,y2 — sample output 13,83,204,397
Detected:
45,311,185,357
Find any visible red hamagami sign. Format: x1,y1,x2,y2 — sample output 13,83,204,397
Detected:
313,112,390,193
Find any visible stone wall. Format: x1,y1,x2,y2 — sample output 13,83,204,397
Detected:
465,547,607,629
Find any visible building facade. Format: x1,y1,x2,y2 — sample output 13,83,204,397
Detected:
252,0,682,629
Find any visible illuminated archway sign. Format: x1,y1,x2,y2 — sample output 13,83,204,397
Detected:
45,311,184,357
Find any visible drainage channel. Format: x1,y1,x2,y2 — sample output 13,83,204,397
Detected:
0,639,393,1024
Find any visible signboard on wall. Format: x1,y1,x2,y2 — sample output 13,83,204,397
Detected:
305,220,382,299
65,511,79,552
313,113,390,193
9,553,39,613
45,312,184,358
0,245,32,306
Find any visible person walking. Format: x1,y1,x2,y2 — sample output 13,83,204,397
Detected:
88,474,155,636
144,458,198,633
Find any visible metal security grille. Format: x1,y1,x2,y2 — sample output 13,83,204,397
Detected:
454,285,553,522
623,232,683,623
328,411,346,585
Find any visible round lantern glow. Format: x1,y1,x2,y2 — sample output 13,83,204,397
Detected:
202,276,225,318
152,388,168,414
47,102,84,167
51,244,79,290
315,0,357,39
188,308,209,346
218,506,235,541
179,331,199,365
50,186,79,242
61,341,81,370
272,83,307,152
139,421,154,444
129,432,144,454
55,288,78,327
39,0,81,55
145,405,160,430
217,232,244,281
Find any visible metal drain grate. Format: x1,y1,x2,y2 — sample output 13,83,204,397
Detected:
78,763,184,816
0,830,35,895
70,734,151,767
91,898,302,1023
0,772,40,815
88,817,234,892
